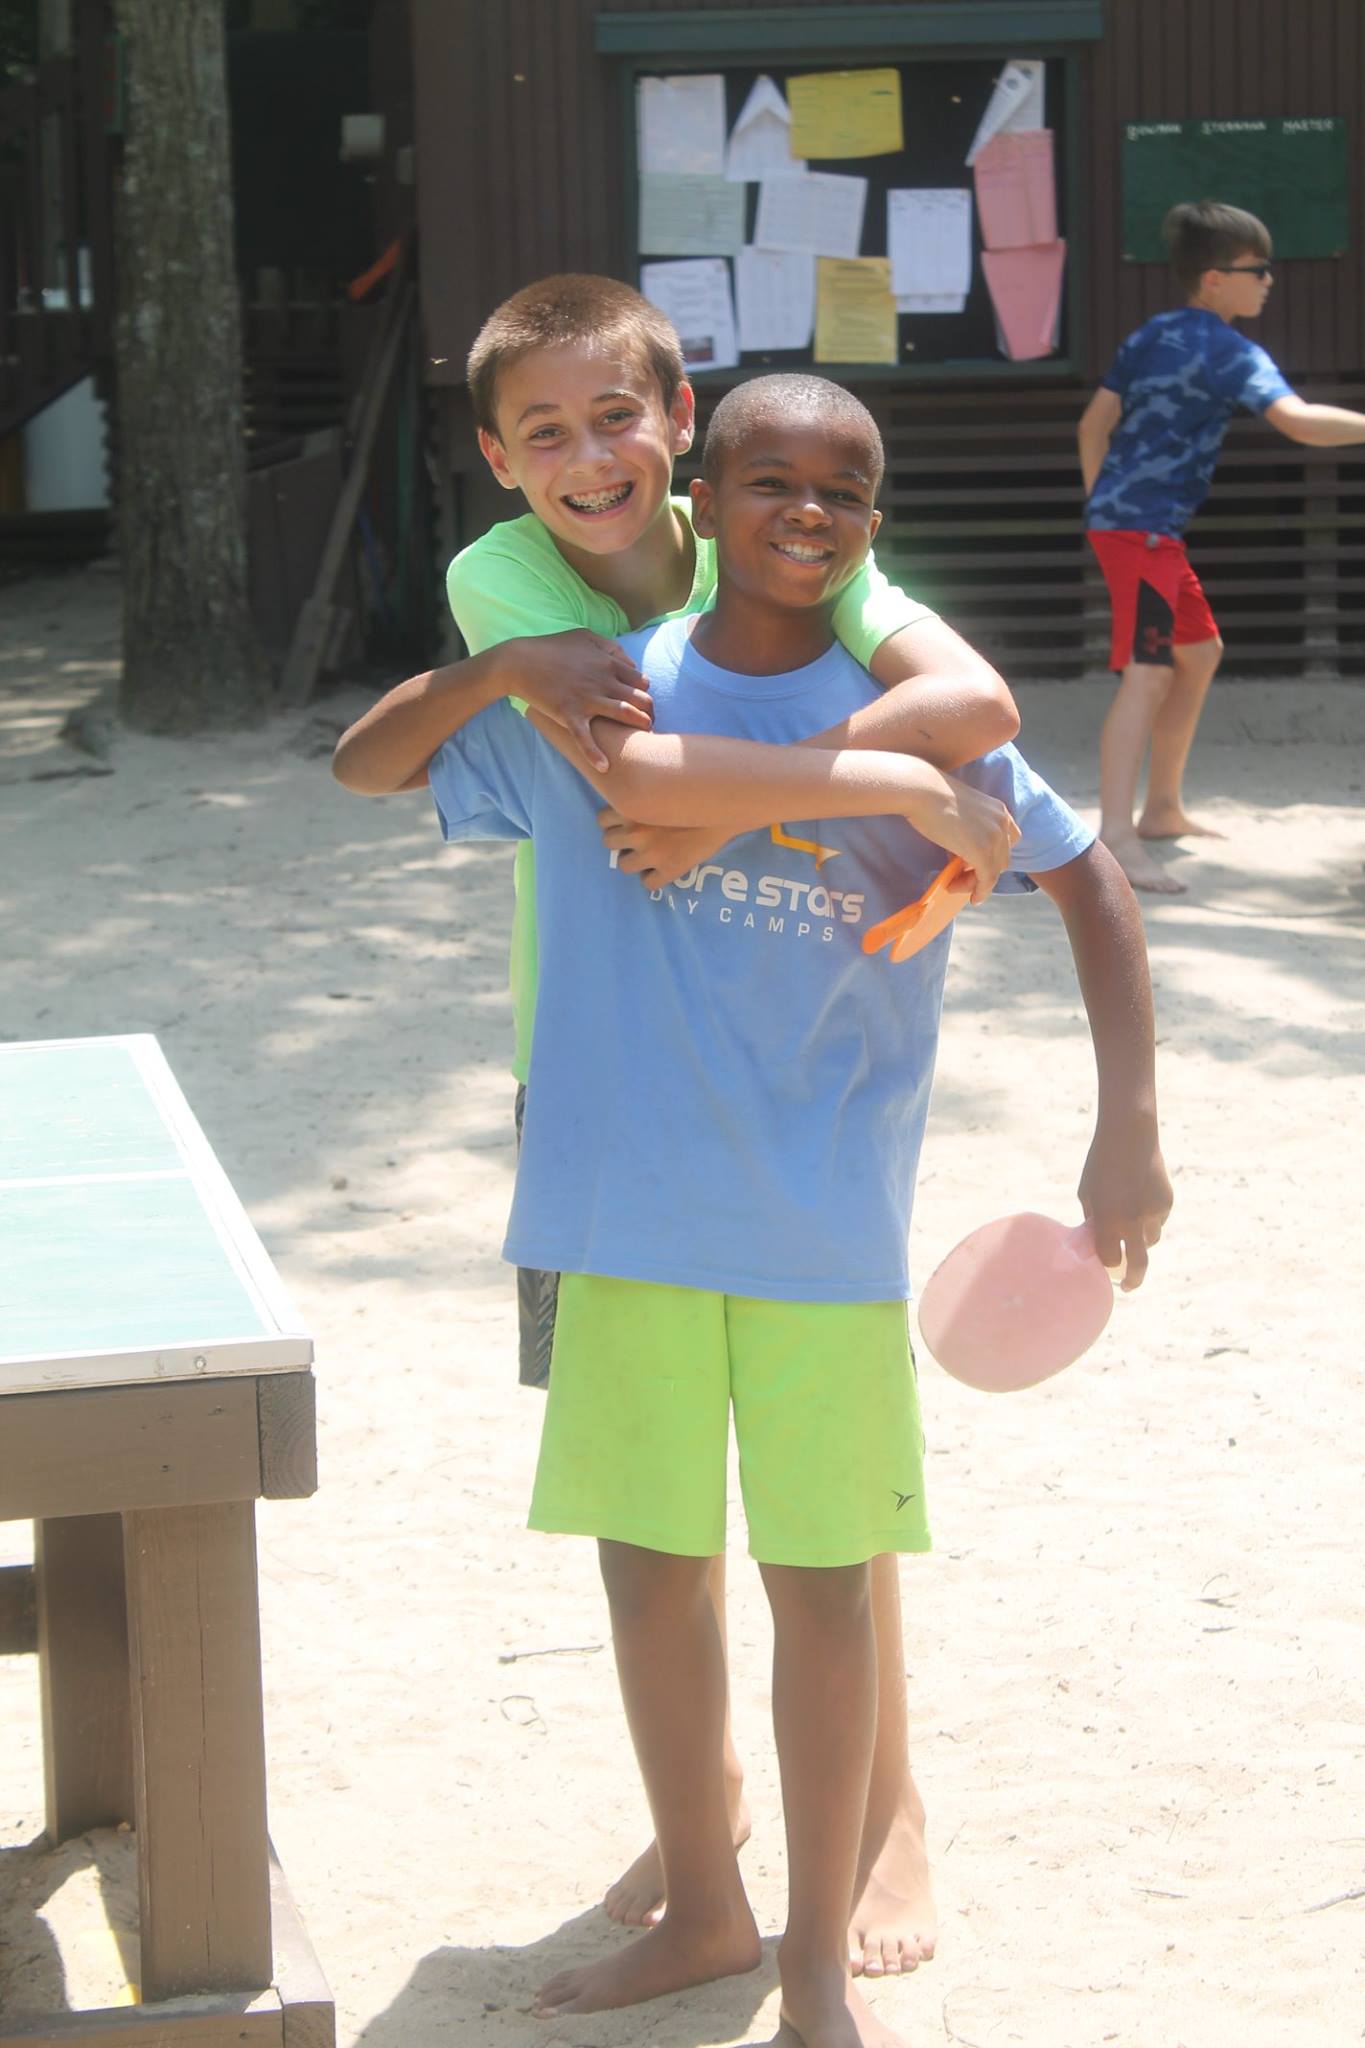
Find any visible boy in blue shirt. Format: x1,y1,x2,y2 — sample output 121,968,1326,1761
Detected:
335,272,1022,1973
1079,199,1365,893
427,373,1171,2044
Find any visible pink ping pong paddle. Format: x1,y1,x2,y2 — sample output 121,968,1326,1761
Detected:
862,857,975,964
916,1212,1115,1392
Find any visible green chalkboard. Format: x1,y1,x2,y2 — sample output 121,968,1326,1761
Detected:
1122,117,1349,263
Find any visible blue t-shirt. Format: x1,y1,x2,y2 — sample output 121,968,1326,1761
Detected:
1086,308,1292,537
429,616,1093,1303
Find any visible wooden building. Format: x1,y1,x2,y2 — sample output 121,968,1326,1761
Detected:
411,0,1365,677
0,0,427,666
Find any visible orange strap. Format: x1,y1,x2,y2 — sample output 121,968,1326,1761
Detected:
861,857,969,956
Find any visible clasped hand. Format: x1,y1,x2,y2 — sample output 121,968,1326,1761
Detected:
513,628,653,774
924,776,1021,903
598,811,736,889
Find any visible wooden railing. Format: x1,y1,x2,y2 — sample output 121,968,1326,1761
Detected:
0,10,115,443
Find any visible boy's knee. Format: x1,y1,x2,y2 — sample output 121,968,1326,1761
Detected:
598,1538,710,1622
761,1559,873,1631
1121,659,1176,702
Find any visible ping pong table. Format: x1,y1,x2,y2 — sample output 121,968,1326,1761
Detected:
0,1035,333,2047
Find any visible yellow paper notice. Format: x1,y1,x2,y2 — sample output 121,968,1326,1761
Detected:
787,68,904,159
814,257,897,365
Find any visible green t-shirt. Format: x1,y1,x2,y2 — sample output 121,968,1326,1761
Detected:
446,500,933,1082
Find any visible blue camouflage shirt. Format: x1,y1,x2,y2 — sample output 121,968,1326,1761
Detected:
1085,308,1292,538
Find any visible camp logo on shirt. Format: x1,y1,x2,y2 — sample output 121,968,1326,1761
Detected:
630,853,866,943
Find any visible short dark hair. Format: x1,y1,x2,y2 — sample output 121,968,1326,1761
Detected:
702,373,885,490
1162,200,1272,295
466,274,686,437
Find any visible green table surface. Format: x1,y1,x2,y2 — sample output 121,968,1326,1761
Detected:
0,1037,311,1390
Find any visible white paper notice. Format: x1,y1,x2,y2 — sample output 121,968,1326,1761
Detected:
639,174,746,256
965,59,1046,166
735,247,816,351
724,74,806,181
638,74,726,176
754,172,867,259
640,258,739,372
888,189,973,300
896,292,967,315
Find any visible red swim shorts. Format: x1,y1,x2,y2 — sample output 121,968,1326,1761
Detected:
1087,530,1219,672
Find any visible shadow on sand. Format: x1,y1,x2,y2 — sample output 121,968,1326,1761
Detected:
352,1907,787,2048
0,1827,139,2017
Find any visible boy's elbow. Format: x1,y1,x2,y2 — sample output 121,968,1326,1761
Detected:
330,735,406,796
331,743,381,794
330,737,369,792
960,661,1019,752
982,674,1020,747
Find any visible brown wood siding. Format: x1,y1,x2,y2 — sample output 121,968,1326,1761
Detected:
416,0,1365,385
1085,0,1364,379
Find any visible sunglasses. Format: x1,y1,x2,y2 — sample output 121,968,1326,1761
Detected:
1216,263,1273,279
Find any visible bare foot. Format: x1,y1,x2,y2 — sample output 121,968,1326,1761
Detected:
1137,805,1225,841
535,1904,761,2016
779,1948,906,2048
1101,829,1187,894
604,1784,752,1927
848,1793,936,1978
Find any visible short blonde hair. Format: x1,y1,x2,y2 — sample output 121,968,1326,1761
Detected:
467,274,686,437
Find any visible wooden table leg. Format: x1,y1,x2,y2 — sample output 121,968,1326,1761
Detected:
123,1501,272,2002
35,1514,134,1842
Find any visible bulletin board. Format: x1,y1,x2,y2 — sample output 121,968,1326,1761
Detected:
1122,118,1349,263
627,53,1077,381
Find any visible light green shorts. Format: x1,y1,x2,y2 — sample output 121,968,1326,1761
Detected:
528,1274,930,1568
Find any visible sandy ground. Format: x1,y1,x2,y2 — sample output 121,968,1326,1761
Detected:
1,565,1363,2048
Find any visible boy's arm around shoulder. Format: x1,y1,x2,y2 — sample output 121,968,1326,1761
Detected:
331,632,650,793
1031,839,1173,1288
594,612,1021,889
332,648,518,794
525,708,1020,894
833,555,1018,769
331,544,652,794
841,614,1019,770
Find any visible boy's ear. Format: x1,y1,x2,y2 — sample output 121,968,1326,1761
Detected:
690,473,716,538
477,427,521,493
670,380,696,455
868,507,882,542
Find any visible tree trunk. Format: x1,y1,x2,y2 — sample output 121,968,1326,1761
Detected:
113,0,267,732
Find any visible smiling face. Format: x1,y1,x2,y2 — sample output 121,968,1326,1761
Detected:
690,418,883,613
477,343,694,558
